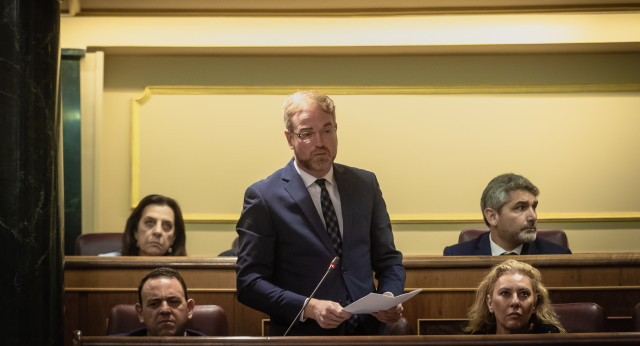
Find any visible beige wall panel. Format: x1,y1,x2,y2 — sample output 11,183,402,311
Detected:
60,13,640,50
186,224,238,257
96,54,640,256
100,91,136,234
137,94,291,215
135,90,640,217
337,93,640,217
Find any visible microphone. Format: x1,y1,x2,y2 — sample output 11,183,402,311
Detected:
283,256,340,336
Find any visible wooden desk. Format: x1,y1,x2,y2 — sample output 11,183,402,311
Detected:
64,256,268,346
403,253,640,334
64,253,640,345
73,332,640,346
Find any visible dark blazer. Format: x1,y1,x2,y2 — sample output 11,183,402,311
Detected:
236,159,405,336
116,328,205,336
443,232,572,256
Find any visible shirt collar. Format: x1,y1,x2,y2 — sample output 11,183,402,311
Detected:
293,160,335,188
489,232,523,256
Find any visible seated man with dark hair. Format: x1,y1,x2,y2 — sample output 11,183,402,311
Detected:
444,173,572,256
119,267,203,336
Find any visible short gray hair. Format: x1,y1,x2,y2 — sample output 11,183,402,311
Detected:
282,90,336,132
481,173,539,227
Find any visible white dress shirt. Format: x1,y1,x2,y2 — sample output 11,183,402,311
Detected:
294,161,344,238
489,232,523,256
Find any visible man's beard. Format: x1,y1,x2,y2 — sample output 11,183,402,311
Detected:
298,150,335,174
300,157,332,173
517,226,537,244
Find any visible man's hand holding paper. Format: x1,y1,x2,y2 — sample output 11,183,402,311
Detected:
371,292,404,325
343,288,422,323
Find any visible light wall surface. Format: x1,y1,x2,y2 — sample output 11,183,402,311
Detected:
61,13,640,50
61,12,640,256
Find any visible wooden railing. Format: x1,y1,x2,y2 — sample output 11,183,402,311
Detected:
72,331,640,346
64,253,640,345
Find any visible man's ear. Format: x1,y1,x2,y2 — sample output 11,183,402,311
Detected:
285,130,294,149
135,303,144,323
186,299,195,319
484,208,499,227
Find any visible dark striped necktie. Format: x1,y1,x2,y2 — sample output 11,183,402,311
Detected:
316,179,342,257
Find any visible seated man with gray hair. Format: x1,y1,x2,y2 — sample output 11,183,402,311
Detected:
443,173,572,256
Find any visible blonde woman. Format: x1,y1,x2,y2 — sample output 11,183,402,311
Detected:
466,259,565,334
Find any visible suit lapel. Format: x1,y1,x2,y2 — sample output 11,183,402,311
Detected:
282,160,338,256
474,232,492,255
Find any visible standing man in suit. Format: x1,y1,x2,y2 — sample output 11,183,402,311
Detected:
443,173,572,256
236,90,406,336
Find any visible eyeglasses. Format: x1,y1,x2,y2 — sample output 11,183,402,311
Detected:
292,126,337,142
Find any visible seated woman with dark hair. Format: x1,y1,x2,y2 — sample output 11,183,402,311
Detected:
101,194,187,256
466,259,565,334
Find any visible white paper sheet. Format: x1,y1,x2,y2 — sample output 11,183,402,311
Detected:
343,289,422,314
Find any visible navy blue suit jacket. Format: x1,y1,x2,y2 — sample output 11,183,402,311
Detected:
443,232,572,256
235,159,405,336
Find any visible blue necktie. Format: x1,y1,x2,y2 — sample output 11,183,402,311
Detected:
316,179,342,257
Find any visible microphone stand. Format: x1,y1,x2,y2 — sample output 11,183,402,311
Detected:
283,256,340,336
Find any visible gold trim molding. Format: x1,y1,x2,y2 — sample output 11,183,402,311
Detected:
136,84,640,97
179,212,640,224
389,212,640,224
